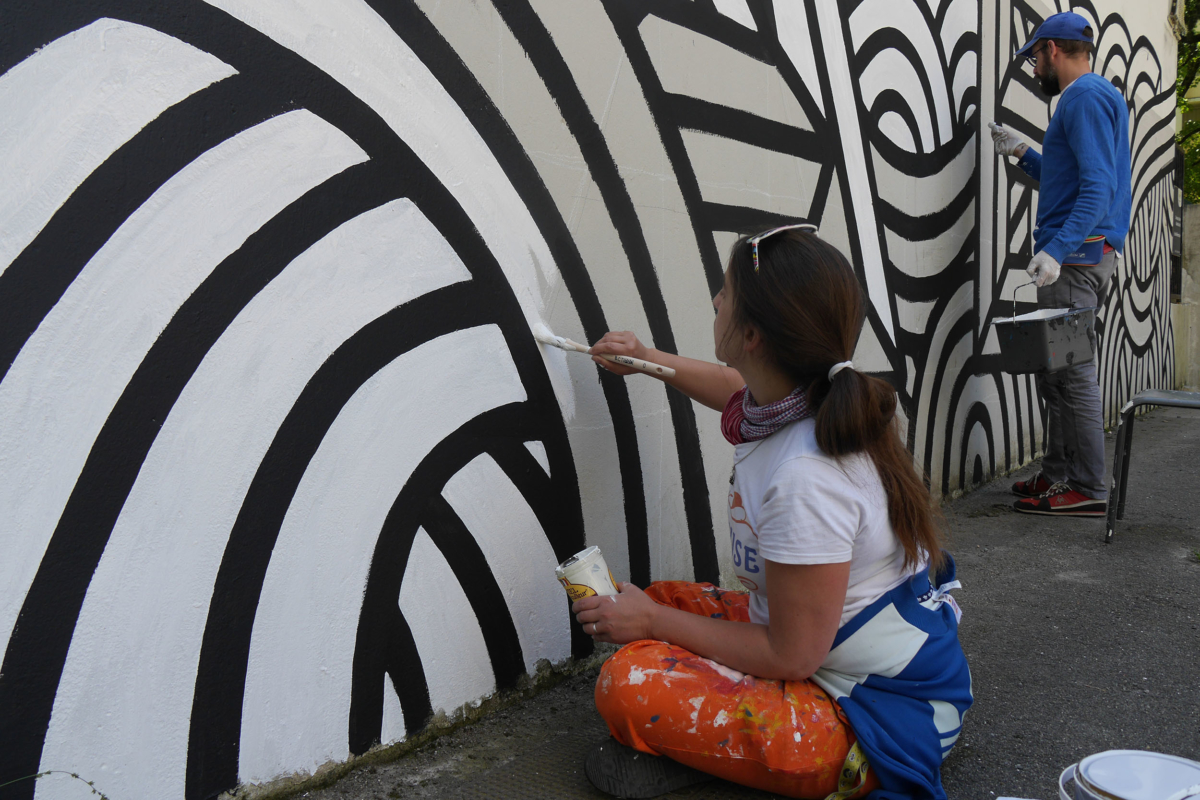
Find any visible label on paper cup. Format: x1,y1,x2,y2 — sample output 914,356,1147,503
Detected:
555,546,618,602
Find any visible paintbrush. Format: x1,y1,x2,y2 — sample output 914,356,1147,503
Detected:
532,323,676,378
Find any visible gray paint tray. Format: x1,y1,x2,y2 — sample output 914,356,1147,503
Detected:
994,306,1096,374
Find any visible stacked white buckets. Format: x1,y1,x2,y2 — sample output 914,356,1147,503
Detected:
1059,751,1200,800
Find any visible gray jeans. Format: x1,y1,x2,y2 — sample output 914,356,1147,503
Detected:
1035,249,1118,499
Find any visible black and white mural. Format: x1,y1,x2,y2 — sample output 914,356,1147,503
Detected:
0,1,1177,798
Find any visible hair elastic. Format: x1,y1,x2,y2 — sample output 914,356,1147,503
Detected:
828,361,854,381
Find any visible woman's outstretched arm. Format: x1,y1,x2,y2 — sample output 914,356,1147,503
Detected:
588,331,744,412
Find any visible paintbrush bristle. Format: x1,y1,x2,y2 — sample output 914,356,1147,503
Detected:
531,322,570,350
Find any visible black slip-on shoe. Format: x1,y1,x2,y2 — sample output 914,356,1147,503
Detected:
584,739,712,799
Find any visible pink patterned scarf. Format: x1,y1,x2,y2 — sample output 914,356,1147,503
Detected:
720,386,812,445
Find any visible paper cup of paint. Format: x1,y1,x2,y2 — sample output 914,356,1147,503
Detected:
555,546,619,602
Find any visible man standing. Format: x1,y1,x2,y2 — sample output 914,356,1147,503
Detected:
988,11,1131,517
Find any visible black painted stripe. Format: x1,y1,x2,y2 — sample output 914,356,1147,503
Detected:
867,111,976,178
664,93,826,159
424,495,527,690
639,0,773,66
367,0,651,587
0,73,289,381
491,0,719,583
0,160,398,800
602,0,728,297
700,202,812,234
852,28,941,150
350,403,549,753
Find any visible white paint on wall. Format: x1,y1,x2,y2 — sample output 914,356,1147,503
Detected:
239,324,526,784
639,15,809,131
382,674,406,745
883,200,976,278
813,2,894,341
712,0,757,31
423,0,636,582
201,0,579,421
954,376,1004,481
680,130,821,220
523,440,551,477
399,528,496,716
912,282,973,470
0,19,236,275
441,454,570,673
850,0,953,150
0,109,366,667
774,4,825,116
36,199,469,799
871,137,976,220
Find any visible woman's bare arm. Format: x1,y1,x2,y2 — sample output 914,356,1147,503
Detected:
588,331,744,411
573,560,848,682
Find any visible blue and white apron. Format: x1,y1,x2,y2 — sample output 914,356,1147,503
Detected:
811,554,973,800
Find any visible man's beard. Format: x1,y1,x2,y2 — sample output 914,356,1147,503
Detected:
1037,65,1061,96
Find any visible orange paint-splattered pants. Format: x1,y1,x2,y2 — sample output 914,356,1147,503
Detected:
594,582,880,799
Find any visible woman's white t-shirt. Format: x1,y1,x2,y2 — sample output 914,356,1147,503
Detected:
727,417,918,626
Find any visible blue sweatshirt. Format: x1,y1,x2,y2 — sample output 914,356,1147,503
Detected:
1016,72,1131,262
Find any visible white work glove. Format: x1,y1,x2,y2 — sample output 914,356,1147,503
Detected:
988,122,1026,158
1027,250,1061,287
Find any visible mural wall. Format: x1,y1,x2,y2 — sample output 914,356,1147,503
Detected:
0,1,1176,798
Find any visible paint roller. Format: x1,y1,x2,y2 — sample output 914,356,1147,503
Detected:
531,323,676,378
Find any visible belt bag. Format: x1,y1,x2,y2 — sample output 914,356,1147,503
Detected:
1062,235,1106,266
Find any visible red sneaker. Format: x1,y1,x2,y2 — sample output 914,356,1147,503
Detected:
1011,471,1053,497
1013,482,1106,517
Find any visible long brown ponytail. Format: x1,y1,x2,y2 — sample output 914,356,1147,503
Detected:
727,229,943,573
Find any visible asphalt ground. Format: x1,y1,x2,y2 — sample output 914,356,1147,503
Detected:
288,407,1200,800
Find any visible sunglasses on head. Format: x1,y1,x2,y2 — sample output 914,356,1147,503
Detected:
748,223,818,272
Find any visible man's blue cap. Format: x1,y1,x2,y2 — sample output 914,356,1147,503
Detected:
1014,11,1094,58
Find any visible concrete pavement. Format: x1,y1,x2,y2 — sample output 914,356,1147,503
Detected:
278,407,1200,800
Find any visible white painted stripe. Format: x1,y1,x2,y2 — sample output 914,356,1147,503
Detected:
382,674,406,746
858,49,934,152
0,19,236,275
813,3,894,340
849,0,952,147
400,528,496,718
37,199,467,798
775,5,825,116
240,325,526,784
442,454,570,673
870,137,976,219
0,110,367,666
202,0,579,419
523,441,551,477
712,0,757,30
680,130,820,220
639,15,809,131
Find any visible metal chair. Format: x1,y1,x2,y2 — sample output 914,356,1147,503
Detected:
1106,388,1200,542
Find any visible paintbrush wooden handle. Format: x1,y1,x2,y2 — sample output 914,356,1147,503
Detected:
561,337,676,378
597,353,677,378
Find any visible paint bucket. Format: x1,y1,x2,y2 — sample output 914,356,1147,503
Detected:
555,546,619,603
994,306,1097,374
1058,750,1200,800
993,279,1096,374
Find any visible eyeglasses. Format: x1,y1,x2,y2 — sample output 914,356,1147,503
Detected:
748,223,818,272
1025,43,1048,66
